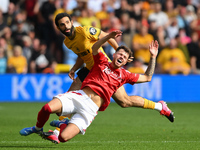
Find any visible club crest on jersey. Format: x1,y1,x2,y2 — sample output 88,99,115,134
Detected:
89,27,97,35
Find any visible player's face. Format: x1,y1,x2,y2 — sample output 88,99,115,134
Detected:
112,49,129,68
57,17,74,36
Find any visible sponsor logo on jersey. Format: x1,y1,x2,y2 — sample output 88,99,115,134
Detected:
78,49,91,57
103,66,122,81
89,27,97,35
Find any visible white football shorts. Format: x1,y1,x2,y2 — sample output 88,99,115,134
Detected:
54,90,99,135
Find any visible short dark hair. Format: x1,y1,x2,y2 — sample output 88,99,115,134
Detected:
55,13,72,27
116,45,133,59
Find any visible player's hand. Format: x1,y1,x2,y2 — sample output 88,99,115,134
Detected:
149,40,159,58
109,30,122,39
127,56,134,63
68,69,75,81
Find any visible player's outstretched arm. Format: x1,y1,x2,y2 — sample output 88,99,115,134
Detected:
92,30,122,55
99,30,119,50
137,40,159,83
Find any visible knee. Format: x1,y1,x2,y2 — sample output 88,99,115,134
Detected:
58,133,68,143
121,95,131,108
119,101,130,108
114,96,130,108
119,96,133,108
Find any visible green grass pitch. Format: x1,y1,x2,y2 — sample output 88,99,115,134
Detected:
0,102,200,150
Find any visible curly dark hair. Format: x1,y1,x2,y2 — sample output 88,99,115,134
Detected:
55,13,72,27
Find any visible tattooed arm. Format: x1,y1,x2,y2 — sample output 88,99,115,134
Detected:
136,40,159,83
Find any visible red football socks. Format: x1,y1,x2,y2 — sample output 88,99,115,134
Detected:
36,104,52,128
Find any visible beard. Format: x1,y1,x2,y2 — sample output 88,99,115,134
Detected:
60,25,74,37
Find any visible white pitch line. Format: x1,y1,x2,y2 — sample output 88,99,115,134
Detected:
1,141,200,144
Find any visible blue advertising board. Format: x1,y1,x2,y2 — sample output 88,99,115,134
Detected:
0,74,200,102
0,74,73,102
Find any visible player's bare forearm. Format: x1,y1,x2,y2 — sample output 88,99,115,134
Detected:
71,56,84,72
92,34,111,55
144,40,158,78
107,38,118,50
144,57,156,78
100,29,118,50
137,57,156,83
92,30,122,55
69,56,84,80
137,41,158,83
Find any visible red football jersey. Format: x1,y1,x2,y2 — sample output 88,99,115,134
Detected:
81,52,139,111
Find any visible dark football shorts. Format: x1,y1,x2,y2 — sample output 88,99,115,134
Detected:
77,67,90,82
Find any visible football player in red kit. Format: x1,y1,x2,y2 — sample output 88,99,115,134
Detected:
19,30,174,143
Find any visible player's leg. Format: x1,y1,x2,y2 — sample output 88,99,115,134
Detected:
65,70,85,114
58,123,80,142
44,116,84,143
51,76,82,138
41,119,80,143
56,111,97,142
41,91,99,143
112,85,174,122
19,98,62,136
48,76,83,143
49,67,89,142
112,85,146,108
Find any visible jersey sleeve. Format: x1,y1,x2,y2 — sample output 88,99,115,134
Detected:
83,26,101,41
124,69,140,85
